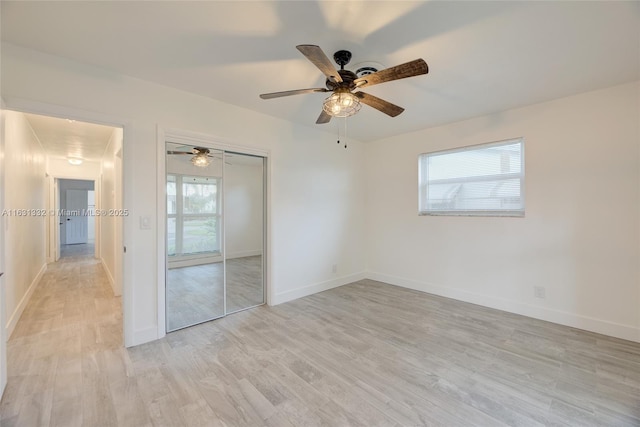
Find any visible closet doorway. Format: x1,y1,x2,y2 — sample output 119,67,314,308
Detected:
165,142,266,332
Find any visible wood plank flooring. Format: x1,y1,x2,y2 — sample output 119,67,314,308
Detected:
167,256,263,331
1,249,639,426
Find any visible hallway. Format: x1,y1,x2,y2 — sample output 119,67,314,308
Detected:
0,245,123,425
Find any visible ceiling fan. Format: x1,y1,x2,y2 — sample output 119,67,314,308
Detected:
259,45,429,124
167,147,231,168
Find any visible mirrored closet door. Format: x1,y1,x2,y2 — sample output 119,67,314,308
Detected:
224,152,265,313
165,143,265,332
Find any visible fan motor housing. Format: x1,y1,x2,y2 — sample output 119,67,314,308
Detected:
326,69,358,91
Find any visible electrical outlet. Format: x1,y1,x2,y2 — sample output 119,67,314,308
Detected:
534,285,546,299
332,264,337,274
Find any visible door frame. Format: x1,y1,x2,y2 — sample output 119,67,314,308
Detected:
4,98,133,347
1,100,7,398
157,127,271,338
50,178,100,261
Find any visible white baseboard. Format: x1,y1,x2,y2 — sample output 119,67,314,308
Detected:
366,272,640,343
6,263,47,339
132,326,160,347
168,255,223,269
272,271,367,305
100,259,120,297
226,250,262,260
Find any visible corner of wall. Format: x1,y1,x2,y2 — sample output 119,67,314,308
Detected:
100,258,119,297
272,271,368,306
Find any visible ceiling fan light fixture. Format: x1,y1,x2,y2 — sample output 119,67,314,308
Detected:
323,89,361,118
191,153,211,168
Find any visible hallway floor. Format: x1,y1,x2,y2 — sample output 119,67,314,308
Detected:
0,246,123,426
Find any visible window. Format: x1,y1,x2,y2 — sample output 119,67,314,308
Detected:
418,138,524,216
167,174,221,257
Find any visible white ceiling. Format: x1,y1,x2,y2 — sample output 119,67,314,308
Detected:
3,1,639,142
23,113,116,162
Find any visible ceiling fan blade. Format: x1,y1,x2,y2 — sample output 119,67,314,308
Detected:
354,92,405,117
166,151,192,155
296,45,343,83
316,110,332,124
260,88,329,99
354,59,428,88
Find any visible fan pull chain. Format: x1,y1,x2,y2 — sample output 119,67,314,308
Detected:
344,118,348,149
335,118,348,149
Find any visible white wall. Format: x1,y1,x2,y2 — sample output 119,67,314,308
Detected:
58,178,94,245
3,110,47,338
225,160,264,259
366,81,640,342
1,43,367,345
101,128,123,296
0,100,8,398
48,157,101,180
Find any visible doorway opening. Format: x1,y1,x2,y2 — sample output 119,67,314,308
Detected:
57,179,96,260
3,110,124,350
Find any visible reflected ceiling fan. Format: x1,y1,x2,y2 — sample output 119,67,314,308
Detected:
259,45,429,124
167,147,232,168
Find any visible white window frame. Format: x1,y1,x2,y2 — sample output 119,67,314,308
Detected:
167,174,222,259
418,138,525,217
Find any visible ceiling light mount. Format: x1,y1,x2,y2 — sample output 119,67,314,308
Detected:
67,156,83,165
333,50,352,69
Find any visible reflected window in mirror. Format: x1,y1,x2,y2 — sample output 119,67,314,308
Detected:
167,174,221,257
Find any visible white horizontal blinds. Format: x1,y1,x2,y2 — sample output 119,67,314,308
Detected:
419,138,524,216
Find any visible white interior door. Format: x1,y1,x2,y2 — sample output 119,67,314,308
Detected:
65,189,88,245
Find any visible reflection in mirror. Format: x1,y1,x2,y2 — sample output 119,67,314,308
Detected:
225,152,265,313
166,143,224,331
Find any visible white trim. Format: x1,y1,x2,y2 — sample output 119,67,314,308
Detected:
225,250,262,260
6,263,47,339
272,272,367,305
101,258,118,296
133,327,159,346
419,136,525,157
264,156,272,307
168,255,223,269
156,126,167,339
221,153,227,317
3,97,133,347
367,271,640,343
0,97,7,399
163,127,269,158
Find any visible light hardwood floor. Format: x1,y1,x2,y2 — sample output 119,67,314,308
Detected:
167,256,263,331
1,249,639,426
